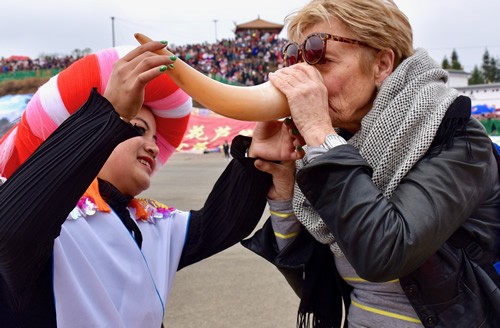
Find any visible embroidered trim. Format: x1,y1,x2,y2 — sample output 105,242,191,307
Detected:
351,300,421,324
69,196,98,220
343,277,399,283
130,198,176,223
269,210,295,218
274,231,299,239
68,196,175,224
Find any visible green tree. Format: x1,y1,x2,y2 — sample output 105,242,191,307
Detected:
82,48,92,57
481,49,493,83
441,56,450,69
450,49,463,70
490,57,499,82
468,65,485,85
70,48,92,59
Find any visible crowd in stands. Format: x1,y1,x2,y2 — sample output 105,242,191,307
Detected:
170,30,287,86
2,30,500,142
1,29,288,86
1,55,79,74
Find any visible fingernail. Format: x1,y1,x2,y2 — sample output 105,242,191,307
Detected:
284,118,292,125
169,55,177,61
292,128,299,135
160,40,168,46
168,64,175,69
296,145,303,152
159,65,168,72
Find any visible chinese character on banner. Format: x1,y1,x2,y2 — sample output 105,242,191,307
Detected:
178,111,256,153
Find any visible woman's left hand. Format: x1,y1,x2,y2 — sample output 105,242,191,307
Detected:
254,159,296,201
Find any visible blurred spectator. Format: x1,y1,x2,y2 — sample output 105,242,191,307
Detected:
0,55,81,74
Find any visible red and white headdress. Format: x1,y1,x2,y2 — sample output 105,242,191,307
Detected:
0,46,192,178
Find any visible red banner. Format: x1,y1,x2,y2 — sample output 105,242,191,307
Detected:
177,109,256,153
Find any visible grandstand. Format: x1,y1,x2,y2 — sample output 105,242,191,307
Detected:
1,29,499,141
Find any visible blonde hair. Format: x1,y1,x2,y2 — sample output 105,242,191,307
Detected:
285,0,414,67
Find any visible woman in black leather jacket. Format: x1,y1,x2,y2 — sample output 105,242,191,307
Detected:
241,0,500,327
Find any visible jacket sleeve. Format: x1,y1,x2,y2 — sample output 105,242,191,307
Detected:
177,136,273,269
241,217,315,297
241,216,351,327
296,117,498,282
0,89,137,294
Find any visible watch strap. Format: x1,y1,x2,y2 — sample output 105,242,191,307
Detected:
321,133,347,150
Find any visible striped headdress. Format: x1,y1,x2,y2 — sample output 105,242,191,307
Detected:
0,45,192,178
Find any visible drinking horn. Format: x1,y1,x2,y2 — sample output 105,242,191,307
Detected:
134,33,290,121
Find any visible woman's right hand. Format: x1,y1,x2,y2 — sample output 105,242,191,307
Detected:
103,41,177,122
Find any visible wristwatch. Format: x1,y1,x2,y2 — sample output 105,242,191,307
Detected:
321,133,347,150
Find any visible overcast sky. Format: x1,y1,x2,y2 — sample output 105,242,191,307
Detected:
1,0,499,72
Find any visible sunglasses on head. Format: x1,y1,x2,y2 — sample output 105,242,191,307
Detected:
283,33,369,67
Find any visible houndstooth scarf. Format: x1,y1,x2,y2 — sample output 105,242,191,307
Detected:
293,49,459,256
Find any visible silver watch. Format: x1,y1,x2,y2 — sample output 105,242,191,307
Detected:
321,133,347,150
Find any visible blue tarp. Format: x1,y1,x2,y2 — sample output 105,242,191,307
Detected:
0,94,32,123
494,142,500,155
472,104,496,115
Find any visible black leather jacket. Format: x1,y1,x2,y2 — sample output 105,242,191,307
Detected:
243,97,500,328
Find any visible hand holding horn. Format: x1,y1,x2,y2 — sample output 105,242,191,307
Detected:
134,33,290,121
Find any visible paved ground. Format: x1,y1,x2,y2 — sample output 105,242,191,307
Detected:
140,152,299,328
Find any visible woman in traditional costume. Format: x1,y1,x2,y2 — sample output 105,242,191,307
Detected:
0,40,294,327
